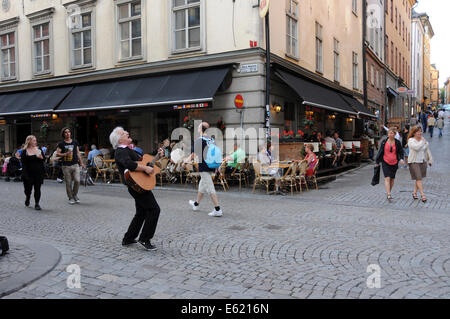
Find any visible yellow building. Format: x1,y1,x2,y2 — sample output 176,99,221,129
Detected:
430,64,439,107
422,16,434,107
445,78,450,105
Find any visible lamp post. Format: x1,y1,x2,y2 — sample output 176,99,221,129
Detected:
260,0,271,146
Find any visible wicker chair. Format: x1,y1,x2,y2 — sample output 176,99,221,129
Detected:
213,161,229,192
279,162,298,196
228,161,248,190
296,160,309,192
307,159,320,190
155,157,170,186
184,163,200,188
93,156,114,183
252,161,276,194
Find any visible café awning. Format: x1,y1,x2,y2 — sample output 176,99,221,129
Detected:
57,66,231,112
0,86,72,116
338,93,377,119
275,69,358,115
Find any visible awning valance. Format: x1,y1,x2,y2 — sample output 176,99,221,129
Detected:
0,86,72,116
275,69,357,115
57,66,231,112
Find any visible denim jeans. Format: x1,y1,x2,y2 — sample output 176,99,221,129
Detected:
428,126,434,137
439,128,443,137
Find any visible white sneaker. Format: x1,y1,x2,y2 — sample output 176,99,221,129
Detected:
74,196,80,204
68,199,76,205
189,200,199,211
57,178,63,183
208,209,223,217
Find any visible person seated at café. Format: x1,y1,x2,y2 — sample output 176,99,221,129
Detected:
299,144,318,177
324,131,335,145
87,144,102,167
99,146,111,158
332,131,344,167
257,143,286,195
223,142,246,174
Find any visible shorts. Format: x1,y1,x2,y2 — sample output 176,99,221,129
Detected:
382,162,398,179
198,172,216,195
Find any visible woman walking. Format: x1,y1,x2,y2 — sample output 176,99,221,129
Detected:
401,125,410,168
407,126,433,203
21,135,45,210
375,128,404,201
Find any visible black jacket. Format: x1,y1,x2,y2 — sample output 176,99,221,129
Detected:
375,138,404,165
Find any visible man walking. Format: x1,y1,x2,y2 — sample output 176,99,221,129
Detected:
56,127,85,205
436,116,444,138
189,122,223,217
427,115,436,138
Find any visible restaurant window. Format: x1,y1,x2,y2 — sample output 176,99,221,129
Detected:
286,0,298,59
334,38,340,82
117,0,142,61
70,11,94,69
0,31,16,81
352,52,358,90
32,22,51,75
172,0,202,53
315,22,323,73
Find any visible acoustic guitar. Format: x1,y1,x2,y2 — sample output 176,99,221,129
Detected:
124,154,161,193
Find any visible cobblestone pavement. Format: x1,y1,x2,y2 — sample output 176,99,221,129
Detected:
0,244,35,282
0,115,449,299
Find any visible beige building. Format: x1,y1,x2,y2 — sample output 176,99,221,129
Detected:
422,16,434,108
430,64,439,107
444,78,450,105
0,0,374,154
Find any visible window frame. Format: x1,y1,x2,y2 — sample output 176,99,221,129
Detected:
0,28,18,81
115,0,145,63
30,19,53,77
333,38,340,83
68,7,96,71
352,52,359,90
352,0,358,16
315,21,323,74
285,0,299,60
170,0,205,56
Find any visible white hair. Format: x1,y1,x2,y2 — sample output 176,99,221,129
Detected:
91,144,97,150
110,127,124,150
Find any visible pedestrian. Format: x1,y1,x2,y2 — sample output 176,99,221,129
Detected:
56,127,85,205
332,132,345,167
436,116,444,138
427,115,436,138
375,128,405,201
407,126,433,203
421,112,428,133
111,127,163,250
21,136,45,210
401,125,410,168
188,122,223,217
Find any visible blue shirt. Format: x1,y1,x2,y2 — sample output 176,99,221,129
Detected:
87,149,102,167
133,147,144,156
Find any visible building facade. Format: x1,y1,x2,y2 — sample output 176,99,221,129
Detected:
411,9,424,116
384,0,416,125
0,0,377,155
445,78,450,105
421,14,434,109
430,64,439,107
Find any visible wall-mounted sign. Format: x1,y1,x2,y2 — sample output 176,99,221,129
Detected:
30,113,52,118
58,111,96,118
234,94,244,109
240,64,258,73
259,0,270,18
173,102,210,110
397,87,408,94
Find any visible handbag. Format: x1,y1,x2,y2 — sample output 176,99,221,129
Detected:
371,165,380,186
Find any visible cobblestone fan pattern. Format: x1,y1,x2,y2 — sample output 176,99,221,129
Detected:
0,115,449,299
0,245,35,281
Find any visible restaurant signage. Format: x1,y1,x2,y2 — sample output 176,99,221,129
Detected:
172,102,210,110
30,113,52,118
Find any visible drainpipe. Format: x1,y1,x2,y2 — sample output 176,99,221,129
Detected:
363,0,368,111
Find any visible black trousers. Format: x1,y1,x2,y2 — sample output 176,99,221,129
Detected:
124,188,160,242
24,179,42,204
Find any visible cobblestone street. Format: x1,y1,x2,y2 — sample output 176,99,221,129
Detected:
1,116,449,299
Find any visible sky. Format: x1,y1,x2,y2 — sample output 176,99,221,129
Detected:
415,0,450,87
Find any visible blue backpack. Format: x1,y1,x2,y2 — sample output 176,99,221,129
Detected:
202,137,222,169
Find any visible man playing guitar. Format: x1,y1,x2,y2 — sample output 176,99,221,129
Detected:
110,127,163,251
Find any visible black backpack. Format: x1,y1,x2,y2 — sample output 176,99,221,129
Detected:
0,236,9,256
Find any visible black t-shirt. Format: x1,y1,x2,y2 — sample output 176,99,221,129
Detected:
114,147,140,186
57,140,79,166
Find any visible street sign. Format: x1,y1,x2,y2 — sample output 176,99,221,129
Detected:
240,64,258,74
397,87,408,94
259,0,270,18
234,94,244,109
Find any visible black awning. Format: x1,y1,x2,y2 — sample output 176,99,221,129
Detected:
275,69,357,115
338,93,377,119
387,87,398,97
57,66,231,112
0,86,72,116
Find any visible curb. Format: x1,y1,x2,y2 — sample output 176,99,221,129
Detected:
0,241,61,298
